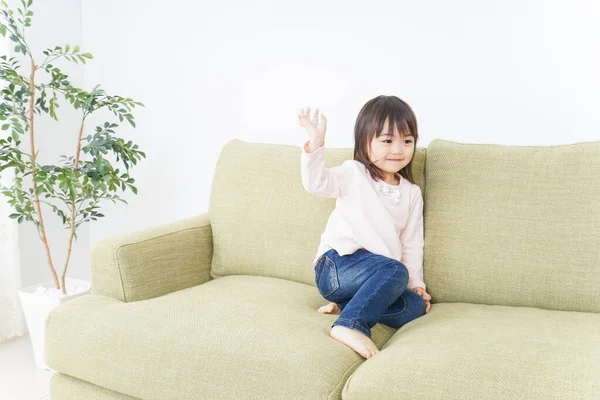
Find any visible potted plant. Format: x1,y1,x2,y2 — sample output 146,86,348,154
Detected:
0,0,145,368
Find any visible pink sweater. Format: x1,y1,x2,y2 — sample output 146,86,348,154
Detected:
301,141,426,290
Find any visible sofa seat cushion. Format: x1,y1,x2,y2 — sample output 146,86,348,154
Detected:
45,275,396,400
343,303,600,400
50,373,140,400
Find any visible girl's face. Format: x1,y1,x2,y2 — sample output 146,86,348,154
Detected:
367,120,415,181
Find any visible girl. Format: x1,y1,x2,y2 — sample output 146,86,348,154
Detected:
298,95,432,359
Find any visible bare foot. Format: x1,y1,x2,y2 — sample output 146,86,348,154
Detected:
330,325,379,359
317,302,341,315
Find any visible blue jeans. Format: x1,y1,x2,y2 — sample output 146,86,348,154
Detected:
315,248,426,338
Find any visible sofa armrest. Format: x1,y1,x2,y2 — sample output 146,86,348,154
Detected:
90,213,213,302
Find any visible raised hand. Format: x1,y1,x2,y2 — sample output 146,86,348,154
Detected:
298,107,327,151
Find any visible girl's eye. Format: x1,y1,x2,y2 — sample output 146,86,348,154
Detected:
404,140,413,144
382,140,392,144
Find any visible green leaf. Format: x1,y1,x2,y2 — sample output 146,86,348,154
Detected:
0,25,6,37
8,213,19,219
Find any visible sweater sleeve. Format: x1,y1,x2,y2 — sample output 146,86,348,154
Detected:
400,186,426,290
301,141,348,198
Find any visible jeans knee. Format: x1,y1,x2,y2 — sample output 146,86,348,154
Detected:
380,260,409,291
387,260,408,280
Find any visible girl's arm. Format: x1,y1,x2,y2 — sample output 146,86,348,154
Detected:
400,187,426,290
301,141,348,198
298,108,347,198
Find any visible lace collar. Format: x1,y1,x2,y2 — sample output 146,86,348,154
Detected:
376,176,402,204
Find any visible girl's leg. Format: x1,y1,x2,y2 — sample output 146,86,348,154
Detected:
379,288,427,329
315,249,409,338
334,259,408,338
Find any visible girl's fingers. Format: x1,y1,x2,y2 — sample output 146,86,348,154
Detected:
298,107,325,128
415,288,432,301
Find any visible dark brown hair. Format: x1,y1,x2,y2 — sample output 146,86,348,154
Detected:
353,95,419,184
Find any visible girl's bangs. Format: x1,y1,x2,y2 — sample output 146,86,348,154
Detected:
373,111,412,138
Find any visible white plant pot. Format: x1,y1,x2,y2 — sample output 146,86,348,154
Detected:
18,278,91,370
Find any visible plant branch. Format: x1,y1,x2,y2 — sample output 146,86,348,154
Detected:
60,118,84,293
28,58,59,290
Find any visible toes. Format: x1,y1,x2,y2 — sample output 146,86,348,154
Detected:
364,348,379,359
317,303,335,314
360,347,378,359
317,305,331,314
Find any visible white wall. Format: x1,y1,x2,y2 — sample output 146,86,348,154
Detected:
71,0,599,245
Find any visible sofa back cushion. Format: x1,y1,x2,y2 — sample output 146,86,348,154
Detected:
423,139,600,312
209,140,426,286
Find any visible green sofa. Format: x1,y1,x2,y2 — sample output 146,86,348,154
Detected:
45,139,600,399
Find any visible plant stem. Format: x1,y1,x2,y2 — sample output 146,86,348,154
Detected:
29,58,60,290
61,120,84,294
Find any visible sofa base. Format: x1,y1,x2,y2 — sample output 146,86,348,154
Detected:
50,373,140,400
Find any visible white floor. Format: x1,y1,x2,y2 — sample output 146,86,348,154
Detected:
0,334,52,400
